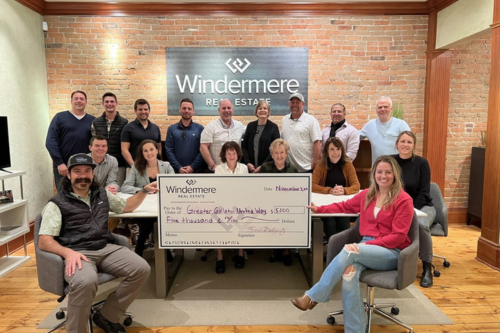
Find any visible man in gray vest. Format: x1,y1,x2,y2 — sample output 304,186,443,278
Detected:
39,153,155,333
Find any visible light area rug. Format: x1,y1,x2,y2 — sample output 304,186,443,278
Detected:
39,250,453,328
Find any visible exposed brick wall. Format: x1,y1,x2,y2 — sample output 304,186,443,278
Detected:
44,15,428,129
446,33,491,209
44,15,437,188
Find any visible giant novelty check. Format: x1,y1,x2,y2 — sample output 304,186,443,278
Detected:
158,174,311,249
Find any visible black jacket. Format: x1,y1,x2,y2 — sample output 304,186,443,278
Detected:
241,120,280,167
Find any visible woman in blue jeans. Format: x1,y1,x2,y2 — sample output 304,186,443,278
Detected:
292,155,414,333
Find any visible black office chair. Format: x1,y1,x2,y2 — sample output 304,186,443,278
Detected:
325,213,419,333
429,182,450,276
34,214,133,333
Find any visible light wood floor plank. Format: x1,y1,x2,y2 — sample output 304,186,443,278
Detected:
1,224,500,333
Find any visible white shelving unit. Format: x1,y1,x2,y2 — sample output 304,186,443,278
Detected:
0,170,29,278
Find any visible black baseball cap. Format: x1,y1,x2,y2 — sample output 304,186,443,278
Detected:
67,153,97,170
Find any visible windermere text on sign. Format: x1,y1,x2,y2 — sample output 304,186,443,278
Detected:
166,47,309,116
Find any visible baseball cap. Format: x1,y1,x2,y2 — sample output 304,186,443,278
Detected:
289,92,305,102
67,153,97,170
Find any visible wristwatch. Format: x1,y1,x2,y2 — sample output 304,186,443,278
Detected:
141,185,148,193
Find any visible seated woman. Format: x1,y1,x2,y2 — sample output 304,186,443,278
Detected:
312,137,360,240
259,139,297,265
259,138,298,173
292,156,414,333
241,100,280,173
214,141,248,273
121,139,174,257
392,131,436,288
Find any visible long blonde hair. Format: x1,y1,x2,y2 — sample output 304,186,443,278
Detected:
364,155,403,209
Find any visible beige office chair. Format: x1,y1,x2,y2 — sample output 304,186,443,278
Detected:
34,214,132,333
325,213,419,333
429,182,450,276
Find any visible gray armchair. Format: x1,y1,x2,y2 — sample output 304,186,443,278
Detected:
325,212,419,333
429,182,450,272
34,214,132,333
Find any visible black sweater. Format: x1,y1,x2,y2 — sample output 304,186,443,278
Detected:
241,120,280,167
392,154,433,210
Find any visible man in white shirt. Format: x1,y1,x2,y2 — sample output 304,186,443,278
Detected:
321,103,360,161
280,93,322,172
200,99,245,172
359,96,411,165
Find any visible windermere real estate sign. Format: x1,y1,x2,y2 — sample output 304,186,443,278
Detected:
166,47,309,116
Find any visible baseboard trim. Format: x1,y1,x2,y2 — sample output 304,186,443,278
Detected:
477,237,500,270
449,208,467,224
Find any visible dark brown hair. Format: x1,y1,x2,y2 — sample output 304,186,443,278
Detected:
219,141,242,163
134,139,160,174
318,137,347,169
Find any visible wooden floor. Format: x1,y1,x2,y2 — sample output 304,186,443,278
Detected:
1,224,500,333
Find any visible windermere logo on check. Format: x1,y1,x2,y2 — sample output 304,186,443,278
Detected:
186,179,196,185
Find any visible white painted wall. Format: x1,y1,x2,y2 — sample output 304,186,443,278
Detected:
437,0,494,49
0,0,53,219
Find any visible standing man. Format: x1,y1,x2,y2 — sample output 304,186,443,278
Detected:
91,92,129,186
121,99,162,167
88,135,119,194
280,93,322,172
360,96,410,165
165,98,205,173
321,103,360,161
200,99,245,172
39,153,153,333
46,90,95,192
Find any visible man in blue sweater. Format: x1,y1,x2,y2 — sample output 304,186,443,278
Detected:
165,98,205,173
46,91,95,192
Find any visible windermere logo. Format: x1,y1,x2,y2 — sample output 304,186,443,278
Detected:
225,58,251,74
186,179,196,185
166,47,309,116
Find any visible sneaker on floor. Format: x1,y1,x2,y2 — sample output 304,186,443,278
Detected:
92,309,126,333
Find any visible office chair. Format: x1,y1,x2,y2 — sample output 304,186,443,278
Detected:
325,213,419,333
34,214,132,333
429,182,450,276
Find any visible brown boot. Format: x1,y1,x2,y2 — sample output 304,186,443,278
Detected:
291,294,318,311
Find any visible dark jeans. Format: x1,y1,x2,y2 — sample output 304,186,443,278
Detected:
133,218,156,257
322,216,351,242
53,164,64,193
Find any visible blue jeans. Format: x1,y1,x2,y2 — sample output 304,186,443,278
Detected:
306,236,400,333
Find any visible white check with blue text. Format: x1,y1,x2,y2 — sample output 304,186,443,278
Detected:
158,174,311,249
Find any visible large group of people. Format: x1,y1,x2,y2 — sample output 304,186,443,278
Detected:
41,89,437,333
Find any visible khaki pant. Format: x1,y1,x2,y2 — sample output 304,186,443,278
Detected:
64,244,150,333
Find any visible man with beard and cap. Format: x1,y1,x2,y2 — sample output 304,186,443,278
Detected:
165,98,205,173
321,103,360,161
200,99,245,172
39,153,154,333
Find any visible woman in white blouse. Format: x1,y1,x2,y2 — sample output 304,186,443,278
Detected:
213,141,248,273
214,141,249,175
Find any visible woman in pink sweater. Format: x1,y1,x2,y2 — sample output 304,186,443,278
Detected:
291,155,414,333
